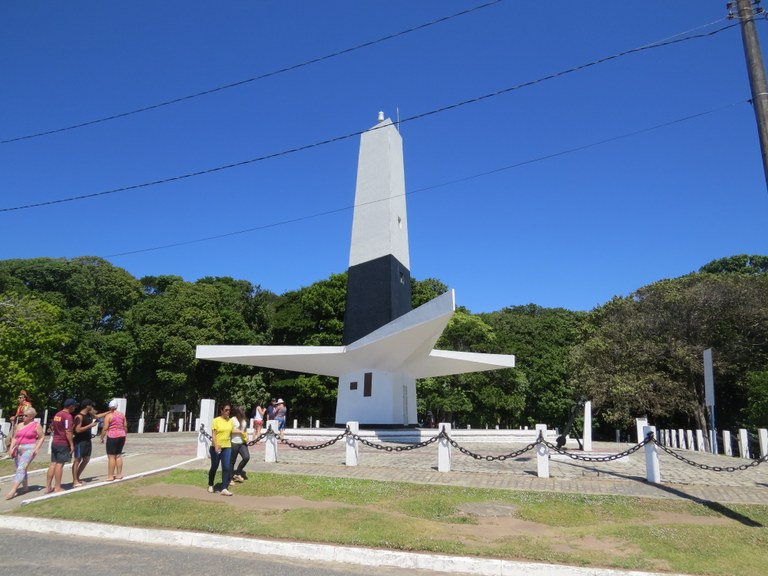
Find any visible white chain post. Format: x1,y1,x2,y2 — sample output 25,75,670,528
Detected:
345,421,359,466
643,425,660,484
535,424,549,478
438,423,451,472
265,420,279,463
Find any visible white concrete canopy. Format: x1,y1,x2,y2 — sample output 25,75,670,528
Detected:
196,290,516,380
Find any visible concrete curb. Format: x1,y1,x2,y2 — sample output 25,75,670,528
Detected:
0,515,685,576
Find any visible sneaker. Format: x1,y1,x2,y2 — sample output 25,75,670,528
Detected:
220,489,233,496
233,475,243,483
207,486,214,493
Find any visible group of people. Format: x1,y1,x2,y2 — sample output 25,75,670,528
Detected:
4,393,128,500
207,398,287,496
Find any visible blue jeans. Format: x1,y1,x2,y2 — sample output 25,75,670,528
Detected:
208,446,232,489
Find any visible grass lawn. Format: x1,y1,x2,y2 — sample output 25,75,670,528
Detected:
9,469,768,575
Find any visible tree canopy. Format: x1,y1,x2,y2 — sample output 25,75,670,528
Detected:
1,254,766,438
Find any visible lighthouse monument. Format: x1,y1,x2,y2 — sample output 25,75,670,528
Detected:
196,113,516,426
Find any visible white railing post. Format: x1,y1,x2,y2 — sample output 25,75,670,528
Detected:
643,425,660,484
738,428,750,459
535,424,549,478
265,420,279,463
696,430,705,452
583,401,592,452
345,421,359,467
635,418,648,444
758,429,768,458
723,430,733,456
438,423,451,472
679,428,686,449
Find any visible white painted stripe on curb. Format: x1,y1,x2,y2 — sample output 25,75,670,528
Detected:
0,515,684,576
18,456,202,505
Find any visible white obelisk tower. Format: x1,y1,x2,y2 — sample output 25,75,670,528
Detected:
196,113,516,426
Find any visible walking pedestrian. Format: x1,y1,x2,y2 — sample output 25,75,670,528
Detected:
208,403,234,496
4,407,45,500
72,399,105,486
230,406,250,482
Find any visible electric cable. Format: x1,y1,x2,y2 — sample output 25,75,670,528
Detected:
0,0,505,145
0,20,742,214
103,101,744,258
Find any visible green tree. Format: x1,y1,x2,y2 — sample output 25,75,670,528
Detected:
483,304,585,428
0,292,69,411
569,273,768,432
126,279,225,416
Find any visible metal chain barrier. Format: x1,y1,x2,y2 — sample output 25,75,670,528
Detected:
653,438,768,472
444,432,539,461
543,435,651,462
352,429,442,452
199,423,212,442
277,427,348,450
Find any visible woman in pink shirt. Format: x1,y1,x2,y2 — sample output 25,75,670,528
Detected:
100,399,127,481
5,407,45,500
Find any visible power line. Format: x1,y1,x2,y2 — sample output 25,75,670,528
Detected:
104,101,745,258
0,0,505,145
0,21,742,214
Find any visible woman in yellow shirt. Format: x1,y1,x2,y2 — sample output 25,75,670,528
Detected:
208,404,235,496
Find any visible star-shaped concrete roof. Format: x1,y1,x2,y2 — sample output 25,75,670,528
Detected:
196,290,515,378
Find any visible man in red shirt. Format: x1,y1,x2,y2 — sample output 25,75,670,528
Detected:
44,399,78,494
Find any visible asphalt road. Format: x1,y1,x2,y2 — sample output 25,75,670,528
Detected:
0,528,468,576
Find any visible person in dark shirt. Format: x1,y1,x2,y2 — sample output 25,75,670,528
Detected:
72,399,107,487
45,399,78,494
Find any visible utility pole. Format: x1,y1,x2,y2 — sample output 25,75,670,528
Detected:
730,0,768,190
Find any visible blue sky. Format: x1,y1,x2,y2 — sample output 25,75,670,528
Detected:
1,1,766,313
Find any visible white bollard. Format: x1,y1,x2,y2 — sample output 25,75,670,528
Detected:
315,420,320,429
686,430,694,451
159,418,166,434
723,430,733,456
345,421,359,466
137,417,145,434
758,429,768,458
696,430,705,452
438,423,451,472
679,429,686,450
635,417,648,444
615,429,621,443
709,429,717,454
197,400,215,459
738,429,750,459
583,401,593,452
536,424,549,478
265,421,279,463
178,417,184,432
643,425,660,484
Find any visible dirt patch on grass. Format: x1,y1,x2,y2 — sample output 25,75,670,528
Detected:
135,483,349,512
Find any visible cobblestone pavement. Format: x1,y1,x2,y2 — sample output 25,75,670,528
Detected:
3,431,768,512
187,432,768,505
